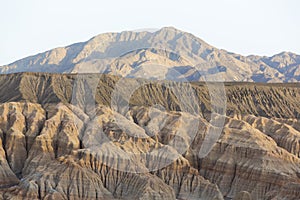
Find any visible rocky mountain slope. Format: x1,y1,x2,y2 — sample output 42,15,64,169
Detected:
0,73,300,200
1,27,300,82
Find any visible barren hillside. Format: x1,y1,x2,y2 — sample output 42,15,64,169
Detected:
0,73,299,200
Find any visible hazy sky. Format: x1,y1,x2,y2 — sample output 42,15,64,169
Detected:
1,0,299,65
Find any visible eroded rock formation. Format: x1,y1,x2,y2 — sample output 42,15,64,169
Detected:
0,73,299,199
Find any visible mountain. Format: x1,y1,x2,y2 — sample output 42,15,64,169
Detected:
0,73,300,199
1,27,300,82
1,27,300,200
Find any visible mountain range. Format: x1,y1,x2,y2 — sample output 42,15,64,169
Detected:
1,27,300,200
1,27,300,82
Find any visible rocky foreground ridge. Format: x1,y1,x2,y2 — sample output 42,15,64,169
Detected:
0,73,300,200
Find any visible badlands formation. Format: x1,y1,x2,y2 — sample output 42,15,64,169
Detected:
0,27,300,200
0,73,299,199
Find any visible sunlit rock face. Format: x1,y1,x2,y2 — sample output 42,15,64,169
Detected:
0,73,299,199
1,27,300,82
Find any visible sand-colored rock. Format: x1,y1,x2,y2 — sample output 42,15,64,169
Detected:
1,27,300,82
0,73,300,199
186,116,300,199
242,115,300,157
233,191,252,200
0,102,224,199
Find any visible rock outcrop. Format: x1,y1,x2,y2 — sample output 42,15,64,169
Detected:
0,101,300,199
0,73,300,199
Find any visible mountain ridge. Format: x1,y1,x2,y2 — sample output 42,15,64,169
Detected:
0,72,300,118
1,27,300,82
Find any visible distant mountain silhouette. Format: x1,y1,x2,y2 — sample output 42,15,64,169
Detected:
1,27,300,82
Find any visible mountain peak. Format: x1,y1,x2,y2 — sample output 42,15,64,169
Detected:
273,51,298,58
0,28,300,82
158,26,182,32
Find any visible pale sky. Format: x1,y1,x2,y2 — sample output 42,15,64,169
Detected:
1,0,299,65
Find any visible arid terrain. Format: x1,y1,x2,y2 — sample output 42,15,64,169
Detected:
0,27,300,200
1,27,300,83
0,73,300,200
